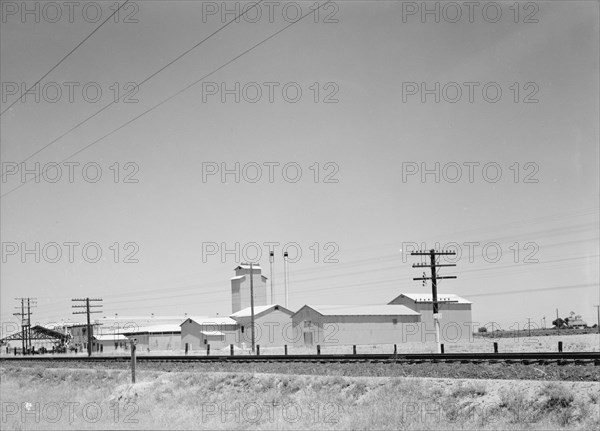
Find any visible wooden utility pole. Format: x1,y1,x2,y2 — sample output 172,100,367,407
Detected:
594,305,600,334
249,263,256,353
72,298,102,356
14,297,36,353
411,249,457,354
13,298,26,354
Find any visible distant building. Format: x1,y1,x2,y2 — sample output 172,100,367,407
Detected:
63,323,101,352
388,293,473,341
231,304,294,348
291,304,422,347
567,318,588,329
231,263,268,313
180,317,238,351
122,324,182,351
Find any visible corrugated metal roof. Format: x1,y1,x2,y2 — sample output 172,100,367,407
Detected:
123,324,182,334
94,334,128,341
392,293,472,304
201,331,225,336
297,304,421,317
230,304,292,318
182,316,238,326
231,275,245,280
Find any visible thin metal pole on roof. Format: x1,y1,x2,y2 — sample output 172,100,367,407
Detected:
269,251,275,304
250,262,256,353
283,252,289,308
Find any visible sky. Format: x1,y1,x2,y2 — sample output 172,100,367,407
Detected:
1,1,599,334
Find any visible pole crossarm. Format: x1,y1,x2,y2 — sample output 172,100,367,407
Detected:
409,248,458,354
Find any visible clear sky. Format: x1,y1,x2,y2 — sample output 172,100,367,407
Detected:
1,1,598,332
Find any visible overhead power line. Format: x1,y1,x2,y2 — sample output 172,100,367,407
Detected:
0,1,132,117
0,0,264,176
1,0,332,198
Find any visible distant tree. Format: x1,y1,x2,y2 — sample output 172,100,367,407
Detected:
552,318,565,328
478,327,488,333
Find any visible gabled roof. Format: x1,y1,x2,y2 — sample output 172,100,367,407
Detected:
181,316,238,326
293,304,420,317
235,263,263,270
389,293,472,305
230,304,293,319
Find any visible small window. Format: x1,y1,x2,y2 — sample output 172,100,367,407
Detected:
392,319,398,325
204,339,207,345
274,306,279,310
241,326,244,333
304,321,312,328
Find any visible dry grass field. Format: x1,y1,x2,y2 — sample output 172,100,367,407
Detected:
1,366,599,430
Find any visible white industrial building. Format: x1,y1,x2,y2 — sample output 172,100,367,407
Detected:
389,293,473,342
231,304,294,347
180,316,238,351
231,263,268,313
290,304,422,346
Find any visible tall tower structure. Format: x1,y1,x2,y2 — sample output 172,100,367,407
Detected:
231,263,268,313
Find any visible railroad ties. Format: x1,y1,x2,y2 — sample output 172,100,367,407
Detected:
1,351,599,365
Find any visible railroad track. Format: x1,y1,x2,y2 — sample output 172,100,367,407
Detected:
2,352,599,365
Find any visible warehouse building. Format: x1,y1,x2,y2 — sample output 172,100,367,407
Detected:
388,293,473,341
122,324,182,351
180,316,238,351
291,304,422,347
231,304,294,348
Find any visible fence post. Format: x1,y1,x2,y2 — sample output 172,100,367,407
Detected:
493,342,498,353
185,343,188,355
558,341,563,352
394,344,397,355
130,340,137,384
317,345,321,355
440,344,445,354
256,345,260,356
230,344,234,356
353,345,356,355
284,345,288,356
207,344,210,356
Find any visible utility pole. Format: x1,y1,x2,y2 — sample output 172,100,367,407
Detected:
527,317,532,337
72,298,102,356
13,298,26,354
556,308,560,335
411,249,457,354
249,263,256,353
14,297,36,354
594,305,600,334
26,298,37,351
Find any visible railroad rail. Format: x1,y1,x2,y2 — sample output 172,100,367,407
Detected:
2,352,599,365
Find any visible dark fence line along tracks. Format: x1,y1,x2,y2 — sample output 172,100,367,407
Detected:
2,352,599,366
